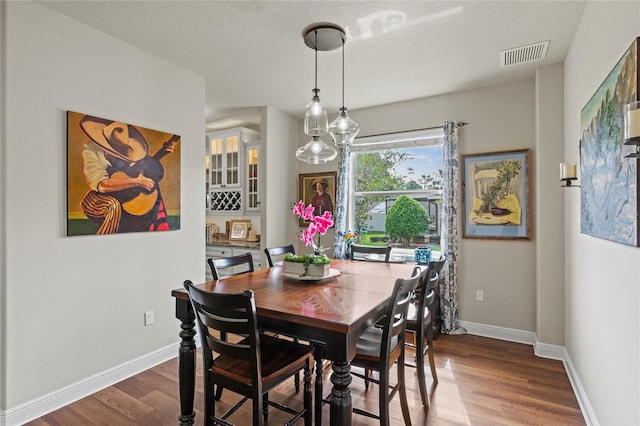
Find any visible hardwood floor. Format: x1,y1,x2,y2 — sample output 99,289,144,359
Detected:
26,334,585,425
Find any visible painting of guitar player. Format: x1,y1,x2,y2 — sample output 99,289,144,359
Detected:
67,111,181,236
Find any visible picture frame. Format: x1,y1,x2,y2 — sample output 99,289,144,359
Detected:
580,37,639,246
298,172,337,227
229,219,251,240
461,149,531,240
66,111,181,236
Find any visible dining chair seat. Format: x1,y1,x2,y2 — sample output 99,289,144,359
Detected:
212,334,311,387
354,327,399,360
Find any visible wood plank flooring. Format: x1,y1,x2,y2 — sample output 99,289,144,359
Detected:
26,334,585,425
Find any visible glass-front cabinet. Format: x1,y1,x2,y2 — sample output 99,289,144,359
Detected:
206,127,259,213
208,131,241,189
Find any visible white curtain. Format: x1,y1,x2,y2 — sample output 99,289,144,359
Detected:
440,121,465,334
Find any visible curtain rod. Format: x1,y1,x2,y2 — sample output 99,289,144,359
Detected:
355,125,443,140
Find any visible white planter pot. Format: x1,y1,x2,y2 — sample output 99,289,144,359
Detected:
283,261,330,277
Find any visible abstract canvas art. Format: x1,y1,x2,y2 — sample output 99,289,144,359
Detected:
67,111,181,236
580,38,639,246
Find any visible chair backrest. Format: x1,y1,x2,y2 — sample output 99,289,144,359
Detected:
412,253,446,302
426,253,447,283
350,244,392,262
416,267,439,318
208,252,254,280
183,280,261,390
264,244,296,267
379,269,421,364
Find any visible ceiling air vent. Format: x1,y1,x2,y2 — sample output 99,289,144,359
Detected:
501,40,549,67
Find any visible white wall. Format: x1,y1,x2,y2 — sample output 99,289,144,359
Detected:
535,62,565,346
263,106,299,250
2,0,204,414
564,2,640,424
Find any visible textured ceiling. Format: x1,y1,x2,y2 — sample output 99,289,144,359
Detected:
38,1,587,129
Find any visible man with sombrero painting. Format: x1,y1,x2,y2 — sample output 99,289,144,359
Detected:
310,177,333,216
79,114,178,234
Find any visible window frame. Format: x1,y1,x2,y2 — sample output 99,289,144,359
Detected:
347,128,445,255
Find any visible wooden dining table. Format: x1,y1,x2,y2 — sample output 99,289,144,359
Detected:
171,258,417,426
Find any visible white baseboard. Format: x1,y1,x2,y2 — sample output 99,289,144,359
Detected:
458,320,536,345
1,343,178,426
458,320,597,426
562,348,599,426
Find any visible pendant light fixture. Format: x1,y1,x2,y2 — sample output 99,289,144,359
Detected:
303,29,328,136
329,38,359,147
297,23,345,164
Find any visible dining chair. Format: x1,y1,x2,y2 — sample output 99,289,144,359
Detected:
208,252,254,280
349,269,422,426
264,244,296,267
350,244,392,262
406,252,446,409
184,281,313,426
209,251,303,396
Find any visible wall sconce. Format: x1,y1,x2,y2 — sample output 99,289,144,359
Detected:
560,162,579,187
624,101,640,158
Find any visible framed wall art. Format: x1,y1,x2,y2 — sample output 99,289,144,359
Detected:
298,171,337,227
229,219,252,241
462,149,531,240
580,37,639,247
67,111,181,236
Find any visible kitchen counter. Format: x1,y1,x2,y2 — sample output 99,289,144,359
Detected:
206,240,261,249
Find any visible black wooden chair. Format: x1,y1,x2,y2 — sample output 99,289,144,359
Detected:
208,252,254,280
349,269,421,425
209,251,303,395
264,244,296,267
405,253,446,410
184,281,313,426
350,244,392,262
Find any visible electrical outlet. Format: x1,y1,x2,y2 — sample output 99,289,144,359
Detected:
144,310,154,326
476,290,484,302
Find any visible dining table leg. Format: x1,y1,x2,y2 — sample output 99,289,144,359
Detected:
329,361,352,425
175,298,196,426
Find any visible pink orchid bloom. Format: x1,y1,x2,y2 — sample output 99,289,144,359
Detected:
303,204,315,221
292,200,315,221
292,200,306,217
292,199,333,251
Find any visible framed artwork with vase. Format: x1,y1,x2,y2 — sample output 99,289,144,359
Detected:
461,149,531,240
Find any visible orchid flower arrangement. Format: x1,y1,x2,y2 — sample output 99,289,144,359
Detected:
292,200,334,255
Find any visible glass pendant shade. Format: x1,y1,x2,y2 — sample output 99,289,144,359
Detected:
295,135,338,164
304,89,328,136
329,107,360,147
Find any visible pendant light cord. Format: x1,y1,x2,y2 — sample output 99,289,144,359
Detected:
314,30,318,90
341,37,345,108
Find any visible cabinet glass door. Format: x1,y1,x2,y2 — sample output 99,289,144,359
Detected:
246,145,260,211
225,135,240,186
210,137,223,187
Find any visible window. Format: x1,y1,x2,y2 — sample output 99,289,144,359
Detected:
349,128,444,254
